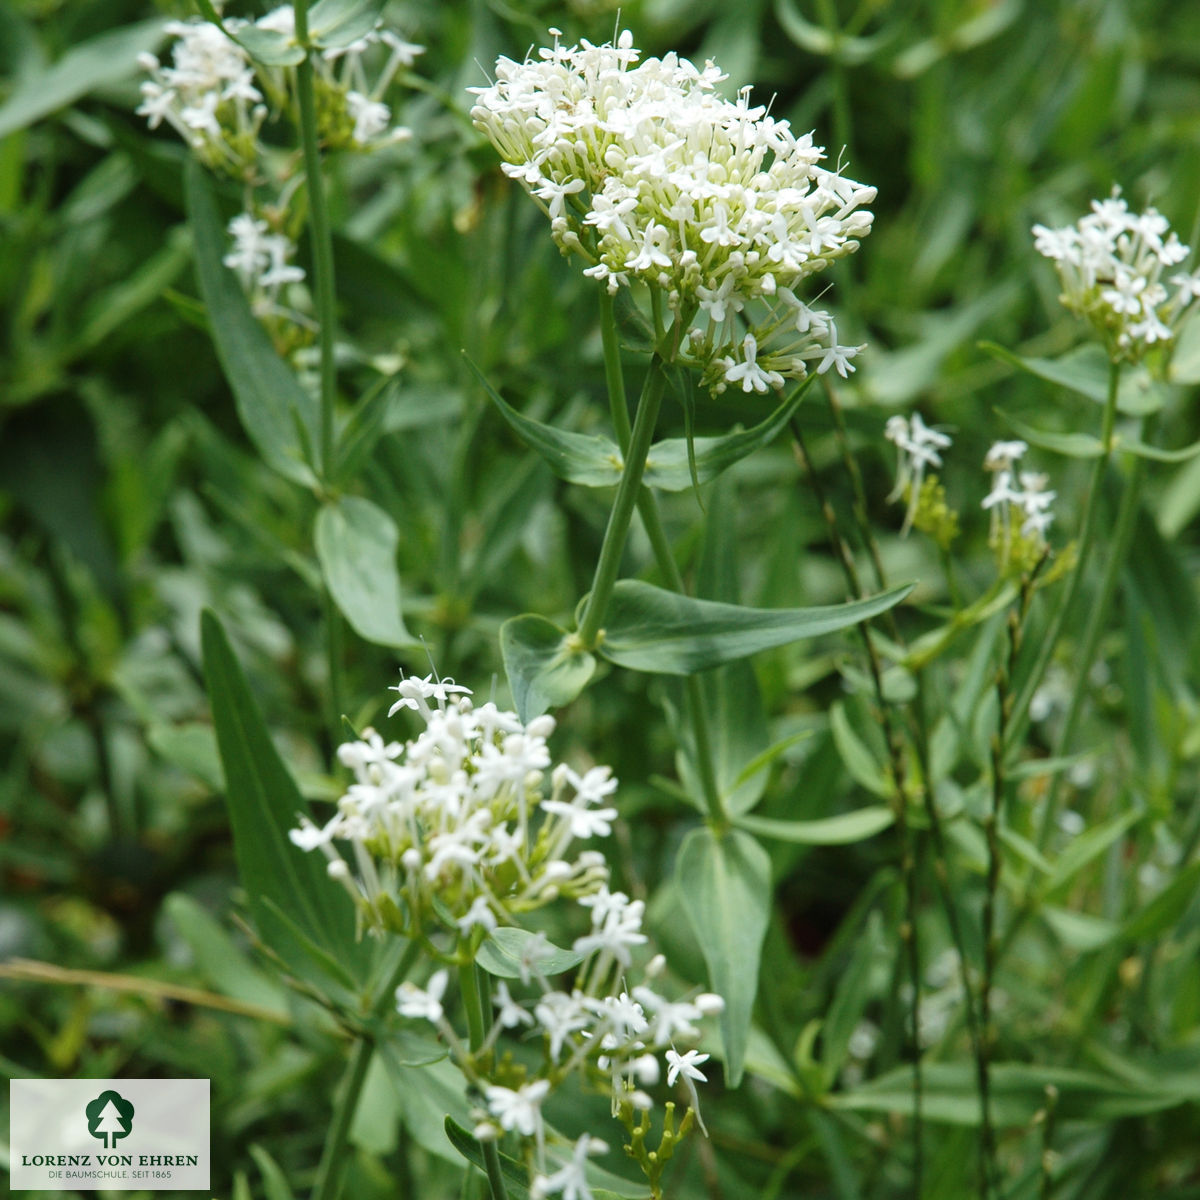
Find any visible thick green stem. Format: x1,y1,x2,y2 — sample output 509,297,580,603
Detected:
1005,359,1122,752
294,0,345,743
597,292,724,823
576,354,668,648
1036,420,1149,850
459,962,508,1200
309,1038,373,1200
308,941,421,1200
293,0,338,480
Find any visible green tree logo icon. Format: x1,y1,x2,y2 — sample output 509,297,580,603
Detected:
85,1090,135,1149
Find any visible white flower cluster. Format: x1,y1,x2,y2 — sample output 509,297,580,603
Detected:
399,939,724,1192
469,30,875,394
981,439,1055,545
884,412,951,533
223,212,307,321
1033,190,1200,363
290,674,616,937
137,8,421,172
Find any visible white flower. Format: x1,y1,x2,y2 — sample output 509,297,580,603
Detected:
396,969,449,1023
885,413,952,533
493,981,534,1030
665,1048,711,1135
485,1079,551,1137
573,895,648,967
723,334,784,394
531,1134,607,1200
665,1047,710,1087
1034,189,1198,362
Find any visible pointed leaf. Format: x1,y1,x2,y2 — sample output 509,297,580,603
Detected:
677,826,771,1086
310,0,388,48
500,615,596,722
315,496,415,647
981,341,1164,415
645,378,816,491
0,19,167,139
995,410,1103,458
475,928,583,980
186,162,320,485
598,580,913,675
200,611,357,977
832,1061,1181,1124
469,358,624,487
476,360,813,493
733,807,894,845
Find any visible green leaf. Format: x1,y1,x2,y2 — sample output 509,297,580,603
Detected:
1120,860,1200,942
469,357,624,487
1045,808,1142,893
376,1045,471,1165
775,0,896,63
1121,435,1200,463
164,893,288,1016
822,912,885,1085
309,0,388,48
476,361,812,494
248,1145,297,1200
1042,905,1119,953
981,341,1164,415
444,1118,534,1199
733,807,894,845
475,928,583,980
314,496,415,648
500,615,596,722
677,826,771,1086
0,19,167,139
334,376,398,484
200,610,358,979
832,1061,1184,1125
598,581,913,675
185,162,320,486
994,410,1103,458
829,701,893,798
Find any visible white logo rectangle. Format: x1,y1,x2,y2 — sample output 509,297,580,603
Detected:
9,1079,210,1192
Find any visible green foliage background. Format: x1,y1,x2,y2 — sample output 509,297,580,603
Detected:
3,0,1200,1197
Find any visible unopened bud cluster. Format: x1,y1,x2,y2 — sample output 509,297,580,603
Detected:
469,30,875,394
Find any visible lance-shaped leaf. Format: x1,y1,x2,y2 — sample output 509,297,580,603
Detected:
314,495,416,647
677,826,771,1086
200,610,361,983
501,614,597,722
475,928,583,980
597,580,913,675
474,357,812,492
981,341,1165,415
995,410,1104,459
733,807,895,845
0,18,168,139
186,162,320,485
309,0,388,49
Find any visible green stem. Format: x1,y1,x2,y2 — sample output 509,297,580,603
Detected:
597,292,724,823
293,0,338,481
599,290,632,447
459,963,508,1200
1035,418,1149,850
309,941,421,1200
576,354,668,649
309,1038,372,1200
1005,359,1122,753
790,420,922,1194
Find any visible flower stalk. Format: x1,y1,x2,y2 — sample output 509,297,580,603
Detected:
1005,359,1121,753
